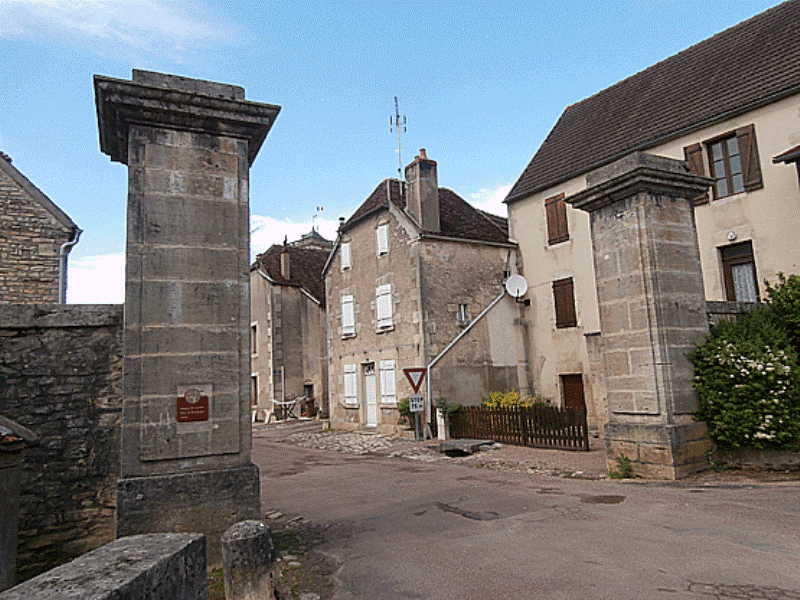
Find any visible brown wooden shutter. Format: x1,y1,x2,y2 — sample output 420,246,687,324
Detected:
683,143,709,205
736,124,763,192
545,193,568,244
553,277,577,328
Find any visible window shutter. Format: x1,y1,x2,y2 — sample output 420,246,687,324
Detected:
736,125,763,192
344,364,357,405
376,284,393,327
379,360,396,404
683,143,709,205
376,224,389,255
342,295,355,336
553,277,577,328
341,242,351,270
545,193,568,244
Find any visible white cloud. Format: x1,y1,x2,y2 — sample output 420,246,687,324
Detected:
67,252,125,304
468,183,512,217
0,0,240,60
65,215,340,304
250,214,340,258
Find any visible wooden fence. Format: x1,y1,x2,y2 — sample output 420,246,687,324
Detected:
449,404,590,451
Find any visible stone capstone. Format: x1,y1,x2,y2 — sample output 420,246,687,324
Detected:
0,534,206,600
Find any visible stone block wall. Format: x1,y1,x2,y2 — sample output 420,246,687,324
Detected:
0,304,123,581
0,167,72,303
0,533,206,600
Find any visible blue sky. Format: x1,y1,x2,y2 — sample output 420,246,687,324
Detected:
0,0,784,303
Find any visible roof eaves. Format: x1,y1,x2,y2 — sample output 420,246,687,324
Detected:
505,82,800,204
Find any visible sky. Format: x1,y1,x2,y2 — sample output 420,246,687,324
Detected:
0,0,785,303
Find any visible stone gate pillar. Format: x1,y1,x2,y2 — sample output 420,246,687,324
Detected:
95,70,280,564
565,153,713,479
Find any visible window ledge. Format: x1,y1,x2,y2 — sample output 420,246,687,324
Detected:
376,324,395,333
341,332,356,340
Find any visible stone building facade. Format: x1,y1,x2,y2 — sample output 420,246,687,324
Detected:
325,151,528,432
0,152,80,303
251,231,331,419
504,1,800,434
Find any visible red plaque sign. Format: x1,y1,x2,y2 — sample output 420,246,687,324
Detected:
177,387,209,422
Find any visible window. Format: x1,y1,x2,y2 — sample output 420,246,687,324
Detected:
341,294,355,337
376,223,389,256
379,360,396,405
251,374,258,407
720,241,759,303
686,125,762,201
341,241,351,270
709,135,745,199
457,303,469,324
553,277,577,328
251,323,258,355
545,193,569,245
376,284,393,329
344,364,358,405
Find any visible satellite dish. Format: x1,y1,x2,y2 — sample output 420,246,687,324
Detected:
505,274,528,299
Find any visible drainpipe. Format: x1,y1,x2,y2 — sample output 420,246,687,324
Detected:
425,290,506,415
58,227,82,304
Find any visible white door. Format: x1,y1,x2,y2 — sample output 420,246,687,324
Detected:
364,363,378,426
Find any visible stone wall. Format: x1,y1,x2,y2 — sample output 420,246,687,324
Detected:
0,304,123,581
0,533,206,600
0,164,73,303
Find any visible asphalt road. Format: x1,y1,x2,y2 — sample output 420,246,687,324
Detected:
253,431,800,600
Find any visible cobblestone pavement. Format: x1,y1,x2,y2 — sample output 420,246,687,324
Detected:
254,420,610,479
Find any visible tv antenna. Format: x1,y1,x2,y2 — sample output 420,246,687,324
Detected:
390,96,407,179
312,206,323,231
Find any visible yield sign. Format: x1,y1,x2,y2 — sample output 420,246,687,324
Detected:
403,367,427,393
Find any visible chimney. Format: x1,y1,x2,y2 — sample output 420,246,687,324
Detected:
280,238,290,280
404,148,439,233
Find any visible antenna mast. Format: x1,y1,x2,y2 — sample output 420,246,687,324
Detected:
390,96,407,180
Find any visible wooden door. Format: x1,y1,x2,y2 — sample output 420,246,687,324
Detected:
561,374,586,412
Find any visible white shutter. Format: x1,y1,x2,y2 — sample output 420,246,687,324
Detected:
341,242,351,270
342,294,355,336
376,224,389,255
344,364,357,405
376,284,393,328
379,360,396,405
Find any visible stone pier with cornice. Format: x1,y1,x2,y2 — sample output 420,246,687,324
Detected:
95,70,280,564
565,152,713,479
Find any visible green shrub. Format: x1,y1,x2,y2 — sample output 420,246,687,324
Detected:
433,396,460,414
398,397,411,426
690,302,800,449
766,273,800,355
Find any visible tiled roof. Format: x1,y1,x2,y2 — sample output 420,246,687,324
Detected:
507,0,800,202
344,178,510,244
253,244,329,306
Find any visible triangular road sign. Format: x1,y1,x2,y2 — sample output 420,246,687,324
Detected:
403,367,427,393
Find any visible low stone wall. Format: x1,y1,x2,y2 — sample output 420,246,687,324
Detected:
711,447,800,470
0,304,123,581
0,533,206,600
